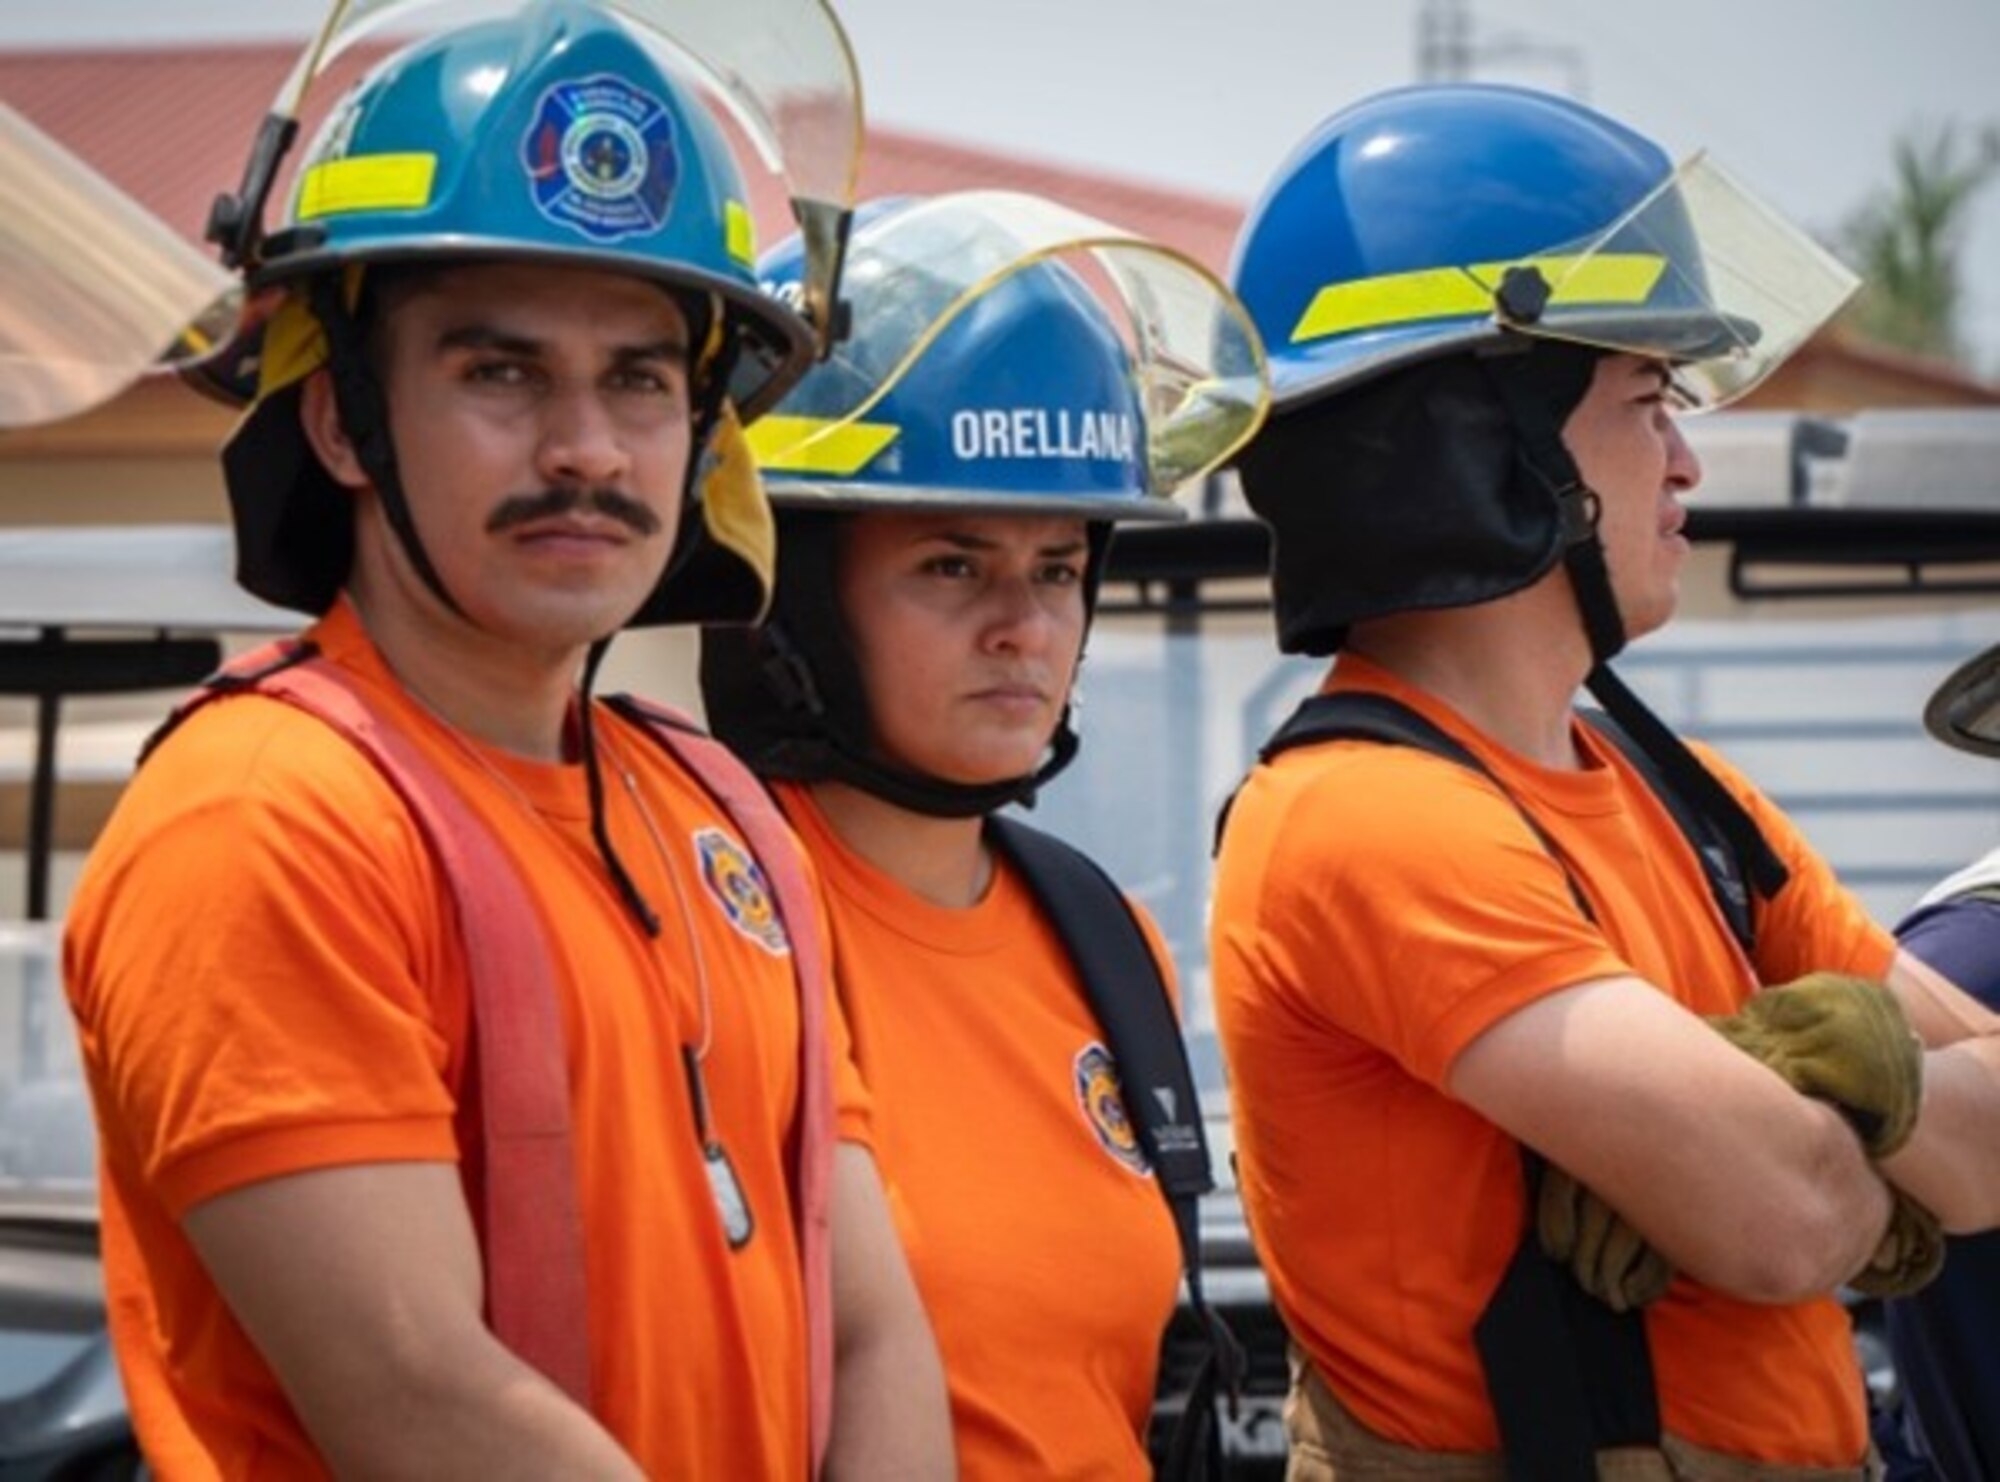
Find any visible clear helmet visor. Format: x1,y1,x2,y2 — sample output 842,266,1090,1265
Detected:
1925,644,2000,759
0,102,239,428
751,190,1271,499
1497,153,1860,409
271,0,861,338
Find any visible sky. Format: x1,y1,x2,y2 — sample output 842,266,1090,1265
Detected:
4,0,1997,368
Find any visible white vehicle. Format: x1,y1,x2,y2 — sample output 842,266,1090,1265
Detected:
0,527,286,1477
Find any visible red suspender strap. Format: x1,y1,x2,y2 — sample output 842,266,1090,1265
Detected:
609,696,836,1479
166,640,593,1407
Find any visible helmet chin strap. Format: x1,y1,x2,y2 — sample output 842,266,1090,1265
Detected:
750,617,1082,819
312,274,740,934
1476,345,1629,667
823,713,1080,819
1478,345,1790,903
310,277,467,621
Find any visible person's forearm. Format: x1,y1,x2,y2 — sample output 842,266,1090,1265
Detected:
824,1143,955,1480
303,1338,643,1482
825,1309,956,1481
1881,1036,2000,1232
1647,1089,1893,1303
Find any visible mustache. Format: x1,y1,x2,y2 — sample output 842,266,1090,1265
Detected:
485,486,664,537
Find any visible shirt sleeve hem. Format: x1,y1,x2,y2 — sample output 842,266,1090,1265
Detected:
158,1117,461,1219
1421,947,1632,1086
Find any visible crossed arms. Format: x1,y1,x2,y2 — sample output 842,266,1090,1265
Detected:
1449,950,2000,1305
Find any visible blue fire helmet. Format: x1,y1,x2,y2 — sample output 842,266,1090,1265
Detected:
701,191,1270,818
747,191,1269,521
1232,84,1857,414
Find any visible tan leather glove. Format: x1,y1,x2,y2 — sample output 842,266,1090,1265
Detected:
1848,1189,1947,1298
1707,972,1924,1158
1536,1164,1675,1313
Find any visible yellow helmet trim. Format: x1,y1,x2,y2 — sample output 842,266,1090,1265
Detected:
297,154,439,221
1290,252,1667,344
748,414,901,476
724,201,757,269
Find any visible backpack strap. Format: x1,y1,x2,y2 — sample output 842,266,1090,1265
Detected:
603,693,836,1479
1259,693,1595,920
1578,709,1758,957
987,814,1239,1482
1246,689,1663,1479
150,639,593,1406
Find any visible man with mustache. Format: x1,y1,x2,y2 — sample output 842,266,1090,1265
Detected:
486,485,667,540
61,4,951,1476
1209,85,2000,1478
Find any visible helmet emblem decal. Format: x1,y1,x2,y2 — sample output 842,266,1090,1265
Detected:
693,828,791,956
523,74,679,243
1073,1043,1151,1176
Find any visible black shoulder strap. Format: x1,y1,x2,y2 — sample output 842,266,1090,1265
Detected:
987,814,1238,1481
1262,690,1480,770
1578,709,1757,957
1258,693,1595,923
1248,690,1665,1476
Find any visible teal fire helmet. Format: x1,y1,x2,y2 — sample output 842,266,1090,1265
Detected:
208,0,863,626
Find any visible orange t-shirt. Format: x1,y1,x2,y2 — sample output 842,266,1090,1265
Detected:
776,784,1181,1481
64,600,870,1480
1210,655,1896,1468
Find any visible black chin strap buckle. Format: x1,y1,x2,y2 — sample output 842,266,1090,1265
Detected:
1554,482,1603,546
760,625,828,720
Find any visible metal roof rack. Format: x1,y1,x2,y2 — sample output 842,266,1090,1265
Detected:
1101,408,2000,609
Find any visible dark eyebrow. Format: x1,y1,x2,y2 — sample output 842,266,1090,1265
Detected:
610,337,690,365
920,530,1089,558
434,325,689,362
436,324,540,357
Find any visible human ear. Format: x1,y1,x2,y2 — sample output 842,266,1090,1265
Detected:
298,370,369,491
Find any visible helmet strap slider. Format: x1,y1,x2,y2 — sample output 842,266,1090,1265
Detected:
758,624,829,719
1554,483,1602,546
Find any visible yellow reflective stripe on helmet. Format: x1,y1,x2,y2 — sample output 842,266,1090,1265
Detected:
748,415,900,476
296,154,439,220
1467,253,1667,306
1290,253,1667,344
724,201,757,268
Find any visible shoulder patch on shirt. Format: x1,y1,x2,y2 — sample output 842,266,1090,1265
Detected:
1073,1042,1150,1176
693,828,790,956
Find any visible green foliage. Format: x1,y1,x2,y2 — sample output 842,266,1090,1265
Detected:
1838,121,2000,366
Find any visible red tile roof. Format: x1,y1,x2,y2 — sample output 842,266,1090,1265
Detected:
0,43,1244,273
